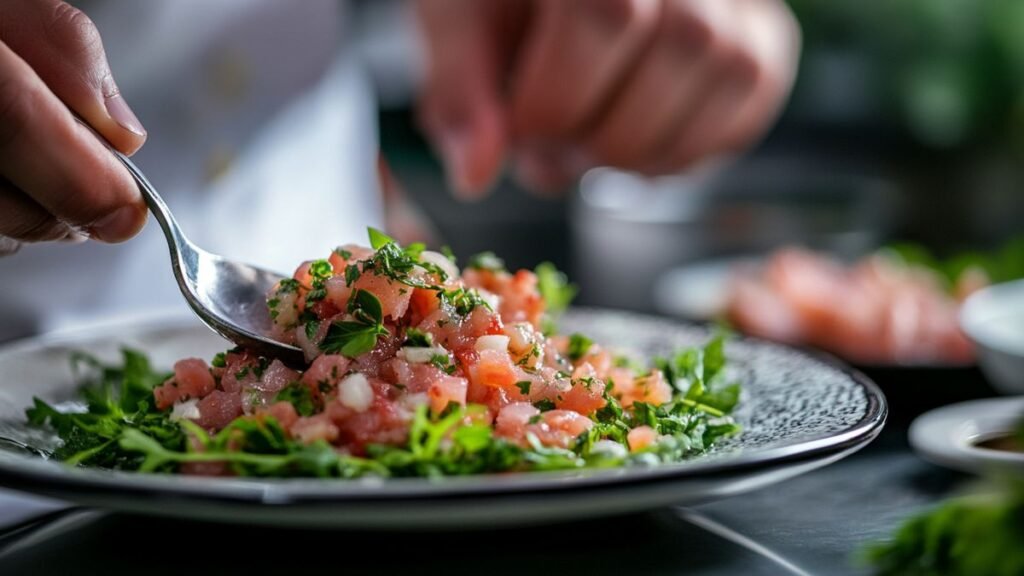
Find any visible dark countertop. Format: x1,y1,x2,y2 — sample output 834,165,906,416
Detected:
0,414,969,576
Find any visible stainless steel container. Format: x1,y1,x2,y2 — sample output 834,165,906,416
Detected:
570,157,898,311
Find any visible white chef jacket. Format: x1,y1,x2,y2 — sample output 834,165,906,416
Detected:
0,0,384,342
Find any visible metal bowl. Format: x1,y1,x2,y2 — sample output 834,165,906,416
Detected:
570,157,897,311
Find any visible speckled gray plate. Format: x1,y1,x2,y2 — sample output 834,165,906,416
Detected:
0,310,886,528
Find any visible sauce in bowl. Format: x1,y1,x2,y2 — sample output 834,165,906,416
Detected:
975,433,1024,454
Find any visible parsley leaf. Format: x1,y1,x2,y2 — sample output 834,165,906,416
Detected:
368,227,395,250
403,328,433,348
321,322,387,357
275,383,317,417
437,287,491,317
319,289,389,357
535,262,577,334
534,399,556,412
567,333,594,362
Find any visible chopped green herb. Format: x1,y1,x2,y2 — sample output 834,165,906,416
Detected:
427,354,456,374
274,383,318,417
534,399,556,412
319,290,389,357
308,259,333,282
535,262,577,312
368,227,395,251
404,328,433,348
277,278,301,293
438,287,491,317
344,264,361,286
304,320,321,341
567,333,594,362
515,381,532,395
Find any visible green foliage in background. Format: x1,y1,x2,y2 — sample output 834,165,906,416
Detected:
788,0,1024,152
885,234,1024,287
863,417,1024,575
864,483,1024,576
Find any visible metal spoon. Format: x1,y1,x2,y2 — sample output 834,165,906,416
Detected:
79,119,306,366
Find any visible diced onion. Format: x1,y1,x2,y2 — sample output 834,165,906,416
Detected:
400,393,429,411
399,346,449,364
591,440,629,460
478,289,500,311
505,322,534,354
170,398,200,422
419,251,460,280
338,373,374,412
475,335,510,353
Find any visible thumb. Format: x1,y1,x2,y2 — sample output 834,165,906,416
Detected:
2,0,147,156
415,0,520,199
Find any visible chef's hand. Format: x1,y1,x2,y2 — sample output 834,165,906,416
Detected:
417,0,800,197
0,0,146,255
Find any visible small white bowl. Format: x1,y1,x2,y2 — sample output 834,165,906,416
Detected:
909,397,1024,474
961,279,1024,395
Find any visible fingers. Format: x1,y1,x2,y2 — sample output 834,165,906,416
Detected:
651,0,800,171
0,179,72,243
415,0,522,199
509,0,659,140
507,0,659,191
417,0,801,197
0,41,147,242
0,0,146,155
503,0,800,190
584,0,728,168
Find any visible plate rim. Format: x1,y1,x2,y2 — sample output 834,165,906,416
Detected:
0,310,888,506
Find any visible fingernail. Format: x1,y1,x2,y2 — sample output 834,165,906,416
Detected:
89,205,146,243
105,95,146,137
438,129,477,199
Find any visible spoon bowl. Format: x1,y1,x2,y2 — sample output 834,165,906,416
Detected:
83,119,306,366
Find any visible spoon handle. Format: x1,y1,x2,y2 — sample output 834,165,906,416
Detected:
72,116,197,261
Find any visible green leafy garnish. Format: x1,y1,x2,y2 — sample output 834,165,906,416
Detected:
25,349,182,468
274,383,317,417
656,334,740,414
403,328,433,348
884,235,1024,290
864,482,1024,576
535,262,577,334
567,333,594,362
437,287,491,317
534,399,556,412
320,289,389,357
368,227,395,251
